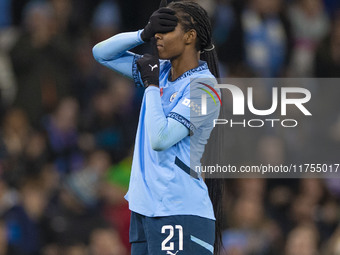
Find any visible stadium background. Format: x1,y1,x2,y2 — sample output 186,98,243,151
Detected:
0,0,340,254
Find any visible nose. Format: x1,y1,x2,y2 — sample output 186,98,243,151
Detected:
155,33,162,40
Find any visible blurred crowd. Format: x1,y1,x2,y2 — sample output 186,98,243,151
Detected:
0,0,339,254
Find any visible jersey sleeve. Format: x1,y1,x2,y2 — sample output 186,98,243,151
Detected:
144,86,190,151
93,30,144,86
167,78,220,135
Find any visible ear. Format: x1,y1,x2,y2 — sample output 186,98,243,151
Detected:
184,29,197,46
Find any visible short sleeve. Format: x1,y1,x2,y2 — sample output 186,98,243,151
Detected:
167,78,220,136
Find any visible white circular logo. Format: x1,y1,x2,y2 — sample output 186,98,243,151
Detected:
170,92,178,102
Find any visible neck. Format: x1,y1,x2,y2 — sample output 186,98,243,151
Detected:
170,50,200,81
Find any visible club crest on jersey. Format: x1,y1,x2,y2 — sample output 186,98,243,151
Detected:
170,92,178,102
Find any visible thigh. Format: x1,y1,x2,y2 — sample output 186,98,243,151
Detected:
130,211,148,255
144,215,215,255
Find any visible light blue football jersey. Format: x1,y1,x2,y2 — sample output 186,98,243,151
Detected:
125,58,220,220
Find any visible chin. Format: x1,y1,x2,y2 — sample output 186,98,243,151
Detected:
158,54,169,60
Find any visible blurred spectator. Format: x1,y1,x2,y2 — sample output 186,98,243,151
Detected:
325,178,340,199
10,0,73,125
62,149,111,208
213,0,235,47
290,194,317,225
11,0,31,26
323,227,340,255
299,179,324,204
323,0,340,19
0,0,11,29
49,0,73,37
3,179,48,255
22,131,49,177
81,77,138,163
101,155,132,251
42,97,83,175
43,168,107,249
40,150,113,253
71,36,105,115
234,178,266,202
0,26,18,117
2,127,49,191
2,108,30,158
0,0,19,120
89,227,127,255
222,196,281,255
288,0,330,76
63,168,99,210
2,108,34,187
218,0,292,77
117,0,159,31
69,0,100,35
195,0,216,17
314,15,340,77
0,178,19,218
0,218,17,255
317,199,338,242
92,0,121,43
287,179,338,243
39,163,60,199
62,244,88,255
285,224,319,255
257,135,286,165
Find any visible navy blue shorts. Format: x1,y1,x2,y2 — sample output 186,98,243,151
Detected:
130,211,215,255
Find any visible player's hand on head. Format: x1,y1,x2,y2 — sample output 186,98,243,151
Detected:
137,54,160,88
141,7,178,42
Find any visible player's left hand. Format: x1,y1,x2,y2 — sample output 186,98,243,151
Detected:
141,7,178,42
137,54,160,88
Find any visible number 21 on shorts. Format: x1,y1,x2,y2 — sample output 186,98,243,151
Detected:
161,225,183,253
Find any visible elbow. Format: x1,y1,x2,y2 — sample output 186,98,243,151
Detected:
92,43,103,62
150,139,168,151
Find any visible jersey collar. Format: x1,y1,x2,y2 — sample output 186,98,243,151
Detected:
168,61,208,83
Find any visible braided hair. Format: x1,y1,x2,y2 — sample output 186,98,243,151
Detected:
168,1,220,78
168,2,224,255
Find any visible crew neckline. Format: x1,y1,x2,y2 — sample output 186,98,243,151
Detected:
168,61,208,83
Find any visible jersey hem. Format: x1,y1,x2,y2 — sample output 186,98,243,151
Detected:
128,206,216,221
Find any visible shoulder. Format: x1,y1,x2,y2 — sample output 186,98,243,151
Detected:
189,61,217,87
183,74,219,97
181,62,218,92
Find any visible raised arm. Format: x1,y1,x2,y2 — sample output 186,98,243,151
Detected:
92,7,178,80
92,30,144,79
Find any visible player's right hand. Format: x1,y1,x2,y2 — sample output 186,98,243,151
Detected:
141,7,178,42
137,54,160,88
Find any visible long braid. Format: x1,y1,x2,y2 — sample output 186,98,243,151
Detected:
168,2,223,255
168,1,220,77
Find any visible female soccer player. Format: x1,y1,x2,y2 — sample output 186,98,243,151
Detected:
93,2,222,255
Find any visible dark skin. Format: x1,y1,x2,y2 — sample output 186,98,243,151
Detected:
152,23,200,85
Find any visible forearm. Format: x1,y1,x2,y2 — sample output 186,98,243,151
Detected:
92,30,144,78
145,87,189,151
92,30,143,61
